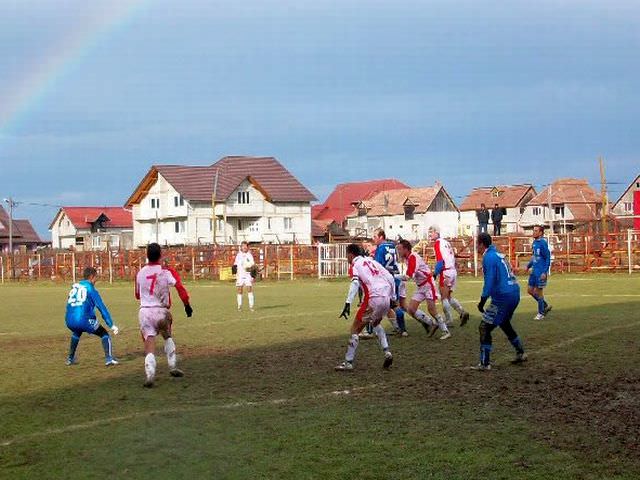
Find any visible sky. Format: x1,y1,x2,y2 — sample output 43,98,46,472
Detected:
0,0,638,237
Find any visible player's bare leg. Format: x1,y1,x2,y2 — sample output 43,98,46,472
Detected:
528,285,549,320
386,309,400,333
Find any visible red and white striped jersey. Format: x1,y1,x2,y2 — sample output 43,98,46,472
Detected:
350,256,394,299
434,238,456,270
406,252,434,287
135,263,190,308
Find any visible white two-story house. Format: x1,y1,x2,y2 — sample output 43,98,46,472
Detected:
345,184,459,240
125,156,317,246
520,178,602,233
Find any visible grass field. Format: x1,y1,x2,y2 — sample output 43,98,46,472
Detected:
1,274,640,479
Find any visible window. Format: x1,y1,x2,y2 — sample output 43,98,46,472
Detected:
237,220,244,231
216,219,224,232
404,206,415,221
624,202,633,212
249,221,260,233
358,207,368,217
520,207,526,215
75,236,84,246
174,195,184,207
110,235,120,248
284,217,293,231
151,198,160,209
554,206,565,217
532,207,541,216
174,221,185,233
267,217,272,230
237,191,250,204
92,236,101,248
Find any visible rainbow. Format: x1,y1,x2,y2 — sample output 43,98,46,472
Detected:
0,0,152,140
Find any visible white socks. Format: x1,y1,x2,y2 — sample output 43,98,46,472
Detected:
373,325,389,351
346,334,359,362
164,337,177,369
237,294,242,309
414,309,434,326
436,314,449,333
442,299,453,324
248,292,255,309
450,297,465,315
145,353,156,381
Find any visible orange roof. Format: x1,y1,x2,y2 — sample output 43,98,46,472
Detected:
459,185,535,211
50,207,133,230
528,178,601,206
350,185,455,217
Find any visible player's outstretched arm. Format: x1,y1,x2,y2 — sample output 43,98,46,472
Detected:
91,288,117,332
166,266,193,317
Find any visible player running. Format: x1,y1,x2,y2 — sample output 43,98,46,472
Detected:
430,228,470,326
335,244,395,371
135,243,193,388
372,228,407,336
65,267,119,366
234,241,256,311
527,225,552,320
395,240,451,340
473,233,527,370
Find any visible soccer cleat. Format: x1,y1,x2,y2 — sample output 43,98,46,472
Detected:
460,312,470,327
534,313,545,321
511,352,528,364
65,357,78,366
383,351,393,370
428,324,439,338
105,357,119,366
470,363,491,371
439,332,452,340
143,378,154,388
334,361,354,372
400,331,409,337
169,368,184,377
543,304,552,316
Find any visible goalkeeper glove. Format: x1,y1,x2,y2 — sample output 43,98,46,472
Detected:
339,303,351,319
184,304,193,317
477,296,488,313
111,325,119,335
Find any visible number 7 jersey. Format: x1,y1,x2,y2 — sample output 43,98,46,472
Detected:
135,263,190,308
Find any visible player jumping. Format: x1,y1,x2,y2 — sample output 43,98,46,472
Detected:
65,267,119,366
335,244,394,371
474,233,527,370
395,240,451,340
527,225,552,320
135,243,193,388
430,228,470,326
234,241,256,311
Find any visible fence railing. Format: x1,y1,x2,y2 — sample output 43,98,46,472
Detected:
1,230,639,283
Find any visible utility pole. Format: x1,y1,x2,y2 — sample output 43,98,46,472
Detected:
599,156,609,236
212,169,219,245
4,198,16,280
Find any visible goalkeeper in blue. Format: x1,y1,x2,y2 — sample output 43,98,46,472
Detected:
473,233,527,371
65,267,120,366
527,224,552,320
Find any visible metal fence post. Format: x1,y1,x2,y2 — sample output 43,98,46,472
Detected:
109,251,113,284
0,256,4,284
473,234,478,277
290,245,294,281
628,229,633,275
72,252,76,283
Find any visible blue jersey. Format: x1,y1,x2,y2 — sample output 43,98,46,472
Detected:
374,241,400,275
481,245,520,301
527,238,551,275
65,280,113,332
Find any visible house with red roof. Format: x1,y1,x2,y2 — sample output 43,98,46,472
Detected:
125,156,317,246
345,183,459,240
49,207,133,250
459,185,536,235
520,178,602,233
0,206,47,252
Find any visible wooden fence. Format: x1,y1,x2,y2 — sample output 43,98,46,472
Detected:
1,230,639,283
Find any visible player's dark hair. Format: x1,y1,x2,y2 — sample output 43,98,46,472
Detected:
373,228,386,240
397,239,412,252
346,243,362,257
478,233,492,248
534,224,545,232
147,242,162,262
83,267,97,279
241,241,249,247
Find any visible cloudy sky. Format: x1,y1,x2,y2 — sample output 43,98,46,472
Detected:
1,0,638,236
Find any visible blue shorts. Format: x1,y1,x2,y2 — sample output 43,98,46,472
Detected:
482,295,520,326
66,318,100,335
528,273,547,288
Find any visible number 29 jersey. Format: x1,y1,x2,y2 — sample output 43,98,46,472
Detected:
374,241,400,275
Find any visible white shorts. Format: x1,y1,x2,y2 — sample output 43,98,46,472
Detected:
356,296,390,326
236,274,254,288
139,307,172,340
412,279,439,304
397,281,407,299
439,269,457,290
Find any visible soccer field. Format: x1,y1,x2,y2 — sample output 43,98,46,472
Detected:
1,275,639,479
